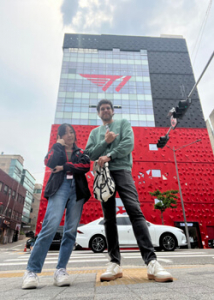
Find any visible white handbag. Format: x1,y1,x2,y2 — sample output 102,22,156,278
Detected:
93,161,115,202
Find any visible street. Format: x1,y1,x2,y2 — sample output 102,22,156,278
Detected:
1,243,214,272
1,240,214,300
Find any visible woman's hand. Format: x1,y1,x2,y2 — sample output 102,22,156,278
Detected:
52,166,63,173
57,135,67,146
57,138,67,146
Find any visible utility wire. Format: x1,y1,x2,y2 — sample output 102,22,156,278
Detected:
191,0,212,66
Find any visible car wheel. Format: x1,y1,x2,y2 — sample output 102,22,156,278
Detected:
89,235,106,253
160,233,177,251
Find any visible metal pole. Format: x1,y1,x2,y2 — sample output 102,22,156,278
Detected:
173,147,191,249
187,51,214,99
166,126,173,136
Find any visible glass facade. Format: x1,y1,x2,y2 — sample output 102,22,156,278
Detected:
8,159,23,183
21,170,35,224
55,48,154,127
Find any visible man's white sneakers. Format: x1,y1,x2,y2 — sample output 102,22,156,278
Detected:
54,268,70,286
100,262,123,282
147,260,173,282
22,271,38,289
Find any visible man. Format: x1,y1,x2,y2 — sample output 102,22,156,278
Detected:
86,99,173,283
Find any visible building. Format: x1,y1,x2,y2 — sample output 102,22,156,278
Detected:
206,109,214,154
0,169,26,244
0,154,24,183
20,169,36,225
30,183,42,232
0,154,36,228
36,34,214,248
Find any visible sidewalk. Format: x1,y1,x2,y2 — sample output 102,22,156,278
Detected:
0,264,214,300
0,238,28,250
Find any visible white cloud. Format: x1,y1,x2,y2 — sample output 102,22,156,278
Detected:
61,0,115,33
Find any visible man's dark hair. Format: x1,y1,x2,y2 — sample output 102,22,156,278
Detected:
57,123,77,142
96,99,114,112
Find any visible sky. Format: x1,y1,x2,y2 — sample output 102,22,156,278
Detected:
0,0,213,184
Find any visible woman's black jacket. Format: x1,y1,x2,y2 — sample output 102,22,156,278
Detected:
44,143,91,202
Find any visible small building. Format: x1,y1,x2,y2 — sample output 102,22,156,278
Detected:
0,153,36,232
30,183,42,232
0,154,24,183
21,169,36,226
0,169,26,244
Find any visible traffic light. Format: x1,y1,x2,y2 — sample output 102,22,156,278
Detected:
157,135,169,148
172,99,191,119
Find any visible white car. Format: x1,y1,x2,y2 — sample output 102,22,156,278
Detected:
76,214,187,253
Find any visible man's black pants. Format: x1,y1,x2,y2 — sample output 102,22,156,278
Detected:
101,169,157,265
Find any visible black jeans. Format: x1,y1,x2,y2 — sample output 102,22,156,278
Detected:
101,169,157,265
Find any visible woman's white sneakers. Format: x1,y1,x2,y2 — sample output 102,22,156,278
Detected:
22,271,38,289
54,268,70,286
22,268,70,289
147,260,173,282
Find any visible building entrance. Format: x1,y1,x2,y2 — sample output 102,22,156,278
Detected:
174,222,202,249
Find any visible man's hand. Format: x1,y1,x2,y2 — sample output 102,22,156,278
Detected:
52,165,63,173
97,156,111,168
105,129,119,144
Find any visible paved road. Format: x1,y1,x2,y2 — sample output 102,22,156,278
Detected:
1,239,214,271
1,240,214,300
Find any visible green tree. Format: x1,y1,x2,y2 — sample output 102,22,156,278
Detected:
149,190,178,225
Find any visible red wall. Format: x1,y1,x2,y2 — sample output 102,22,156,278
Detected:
36,125,214,246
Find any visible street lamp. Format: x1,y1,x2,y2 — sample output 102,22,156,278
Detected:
166,139,201,249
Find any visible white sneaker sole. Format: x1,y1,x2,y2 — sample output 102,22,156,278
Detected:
148,274,173,282
54,279,70,287
22,281,38,289
100,272,123,282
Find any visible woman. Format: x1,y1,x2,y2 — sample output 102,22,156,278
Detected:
22,123,90,289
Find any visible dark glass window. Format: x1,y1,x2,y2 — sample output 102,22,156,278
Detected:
117,217,126,225
0,205,4,214
117,217,131,225
3,185,8,195
7,208,12,217
68,68,76,74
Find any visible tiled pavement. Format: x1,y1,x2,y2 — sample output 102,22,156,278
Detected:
1,264,214,300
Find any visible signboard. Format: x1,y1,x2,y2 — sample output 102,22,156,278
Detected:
179,222,194,227
170,116,177,129
15,224,21,231
3,220,10,225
